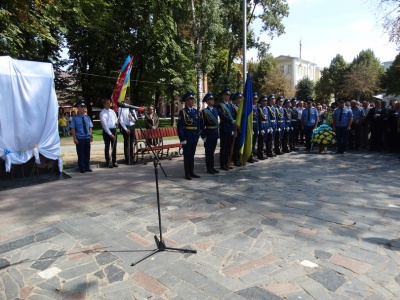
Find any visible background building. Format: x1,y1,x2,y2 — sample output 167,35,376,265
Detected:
275,55,321,90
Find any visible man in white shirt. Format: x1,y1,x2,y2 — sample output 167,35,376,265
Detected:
100,98,119,168
118,97,137,165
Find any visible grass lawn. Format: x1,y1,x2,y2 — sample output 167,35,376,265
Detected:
60,118,176,142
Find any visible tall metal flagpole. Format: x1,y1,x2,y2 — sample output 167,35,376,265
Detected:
243,0,247,89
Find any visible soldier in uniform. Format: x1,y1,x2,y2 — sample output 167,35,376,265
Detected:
282,98,292,153
275,96,285,155
217,88,235,171
200,92,220,174
332,98,353,154
301,97,319,152
177,91,200,180
257,94,270,160
366,99,387,152
290,98,299,151
266,94,277,157
231,92,243,166
249,92,259,163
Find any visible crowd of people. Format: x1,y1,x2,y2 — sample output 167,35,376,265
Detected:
177,89,400,180
67,91,399,176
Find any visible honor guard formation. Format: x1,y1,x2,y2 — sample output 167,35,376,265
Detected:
177,89,399,180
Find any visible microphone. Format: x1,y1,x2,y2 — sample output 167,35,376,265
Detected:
117,102,141,110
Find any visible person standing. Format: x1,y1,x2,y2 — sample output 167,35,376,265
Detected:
296,101,305,144
118,96,137,165
290,98,299,151
217,88,235,171
100,98,119,168
275,96,285,155
332,98,353,154
257,95,270,160
349,100,364,151
266,94,277,157
249,92,259,163
366,99,386,152
145,105,159,146
177,91,200,180
360,100,371,149
200,92,219,174
70,100,93,173
231,92,243,166
301,98,319,152
282,98,292,153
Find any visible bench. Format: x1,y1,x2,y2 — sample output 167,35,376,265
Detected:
133,127,183,162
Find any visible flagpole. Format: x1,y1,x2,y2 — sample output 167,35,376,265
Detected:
243,0,247,89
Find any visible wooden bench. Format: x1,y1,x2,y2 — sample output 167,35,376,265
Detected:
133,127,183,162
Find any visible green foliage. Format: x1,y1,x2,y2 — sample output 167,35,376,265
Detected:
344,49,384,100
295,77,314,101
382,52,400,96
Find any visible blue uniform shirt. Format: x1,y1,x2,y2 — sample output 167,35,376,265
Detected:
284,107,292,127
200,106,219,140
258,106,271,131
351,106,365,123
267,105,277,129
302,107,319,126
70,114,93,139
177,107,200,143
217,102,234,133
252,104,259,132
333,107,353,127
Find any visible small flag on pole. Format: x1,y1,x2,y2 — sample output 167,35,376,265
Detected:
236,73,253,165
111,55,134,111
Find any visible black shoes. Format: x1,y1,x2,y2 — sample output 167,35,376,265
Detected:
190,173,201,178
113,163,118,167
185,174,192,180
221,165,229,171
207,169,215,174
86,169,93,172
211,168,219,173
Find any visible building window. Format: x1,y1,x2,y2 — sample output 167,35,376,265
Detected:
280,65,284,74
297,65,301,74
287,65,292,74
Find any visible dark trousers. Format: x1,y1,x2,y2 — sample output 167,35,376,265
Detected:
304,126,314,151
220,131,232,167
233,132,241,163
122,125,135,162
348,123,360,150
103,128,117,163
298,123,304,143
370,126,383,151
183,142,197,175
76,138,91,171
252,128,258,156
336,126,349,153
204,138,218,171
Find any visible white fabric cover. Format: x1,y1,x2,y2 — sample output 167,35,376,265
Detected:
0,56,62,172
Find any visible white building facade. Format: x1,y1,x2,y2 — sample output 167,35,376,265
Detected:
275,55,321,90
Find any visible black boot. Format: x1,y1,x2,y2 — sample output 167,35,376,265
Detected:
190,158,200,178
211,156,219,173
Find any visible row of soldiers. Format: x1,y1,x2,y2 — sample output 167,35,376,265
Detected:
177,88,301,180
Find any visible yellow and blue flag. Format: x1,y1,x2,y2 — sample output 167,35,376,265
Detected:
111,55,134,111
236,73,253,165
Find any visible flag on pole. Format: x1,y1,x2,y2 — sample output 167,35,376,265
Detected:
236,73,253,165
111,55,134,111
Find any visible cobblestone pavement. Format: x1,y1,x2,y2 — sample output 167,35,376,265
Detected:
1,142,400,299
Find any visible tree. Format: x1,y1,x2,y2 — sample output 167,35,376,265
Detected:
209,0,289,88
295,77,314,101
326,54,349,100
314,68,332,101
344,49,384,100
382,52,400,95
375,0,400,47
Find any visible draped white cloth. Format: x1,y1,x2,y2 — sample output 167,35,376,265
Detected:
0,56,62,172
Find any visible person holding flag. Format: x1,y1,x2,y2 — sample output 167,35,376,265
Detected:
235,74,254,166
231,92,243,167
217,88,235,171
200,92,219,174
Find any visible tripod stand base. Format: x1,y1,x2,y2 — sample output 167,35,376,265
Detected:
131,235,197,266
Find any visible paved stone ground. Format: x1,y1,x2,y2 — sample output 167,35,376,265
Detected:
1,141,400,299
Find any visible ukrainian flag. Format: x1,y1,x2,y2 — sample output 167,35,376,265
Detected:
111,55,134,111
236,73,253,165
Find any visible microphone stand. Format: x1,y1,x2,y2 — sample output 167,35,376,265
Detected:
130,110,197,266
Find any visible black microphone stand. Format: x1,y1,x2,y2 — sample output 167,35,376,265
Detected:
130,109,197,266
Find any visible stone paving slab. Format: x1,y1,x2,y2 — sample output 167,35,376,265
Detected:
1,147,400,299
